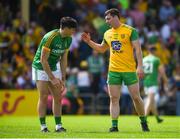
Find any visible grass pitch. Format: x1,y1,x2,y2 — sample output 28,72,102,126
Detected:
0,115,180,138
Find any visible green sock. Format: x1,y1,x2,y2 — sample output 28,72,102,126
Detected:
139,116,147,123
55,116,62,125
112,119,118,127
39,117,46,125
156,116,160,120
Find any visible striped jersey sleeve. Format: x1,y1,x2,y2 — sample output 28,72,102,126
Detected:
43,31,59,49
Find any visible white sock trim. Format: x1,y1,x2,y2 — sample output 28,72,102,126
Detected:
41,124,47,130
56,124,62,130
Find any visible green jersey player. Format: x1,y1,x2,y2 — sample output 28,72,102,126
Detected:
143,44,168,123
32,17,77,132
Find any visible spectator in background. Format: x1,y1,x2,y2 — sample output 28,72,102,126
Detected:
87,50,104,95
160,22,171,43
98,71,109,114
171,63,180,115
68,31,82,68
128,2,145,28
159,0,175,22
92,0,107,17
137,0,148,13
65,82,84,114
77,61,91,93
65,67,84,114
32,17,77,132
168,15,178,32
147,24,159,45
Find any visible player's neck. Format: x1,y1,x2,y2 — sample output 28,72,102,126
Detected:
149,53,155,56
112,22,121,29
59,29,66,38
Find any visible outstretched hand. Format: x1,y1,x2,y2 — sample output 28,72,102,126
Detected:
81,32,91,44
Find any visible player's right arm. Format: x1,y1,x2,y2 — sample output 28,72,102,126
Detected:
158,64,168,87
40,47,60,88
81,32,109,53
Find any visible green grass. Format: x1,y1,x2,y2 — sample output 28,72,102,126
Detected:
0,115,180,138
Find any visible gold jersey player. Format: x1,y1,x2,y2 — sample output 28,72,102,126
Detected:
81,8,150,132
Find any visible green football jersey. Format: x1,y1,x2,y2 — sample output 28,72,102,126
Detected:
32,29,72,71
143,54,160,87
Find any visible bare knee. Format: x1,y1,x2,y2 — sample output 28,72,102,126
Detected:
131,94,141,102
53,97,61,104
52,92,61,103
110,95,120,104
39,94,48,103
147,93,155,104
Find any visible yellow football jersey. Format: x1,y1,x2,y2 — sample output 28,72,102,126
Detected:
103,24,139,72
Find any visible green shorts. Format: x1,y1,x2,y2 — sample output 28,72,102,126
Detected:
107,71,138,85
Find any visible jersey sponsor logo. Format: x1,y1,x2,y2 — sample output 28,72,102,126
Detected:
55,44,62,48
51,49,65,54
111,41,122,50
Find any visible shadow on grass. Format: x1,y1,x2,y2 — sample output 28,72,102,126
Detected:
71,130,179,134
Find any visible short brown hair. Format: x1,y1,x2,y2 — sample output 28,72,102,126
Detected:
104,8,120,18
60,17,77,29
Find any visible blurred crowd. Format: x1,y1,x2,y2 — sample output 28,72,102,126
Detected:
0,0,180,115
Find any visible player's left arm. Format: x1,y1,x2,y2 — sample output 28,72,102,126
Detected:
131,29,144,79
158,64,168,89
59,50,68,91
60,50,68,81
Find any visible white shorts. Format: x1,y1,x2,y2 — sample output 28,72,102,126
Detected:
32,67,62,81
144,86,159,95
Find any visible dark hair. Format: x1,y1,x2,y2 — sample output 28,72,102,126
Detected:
147,44,157,52
104,8,120,18
60,17,77,29
148,47,157,51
